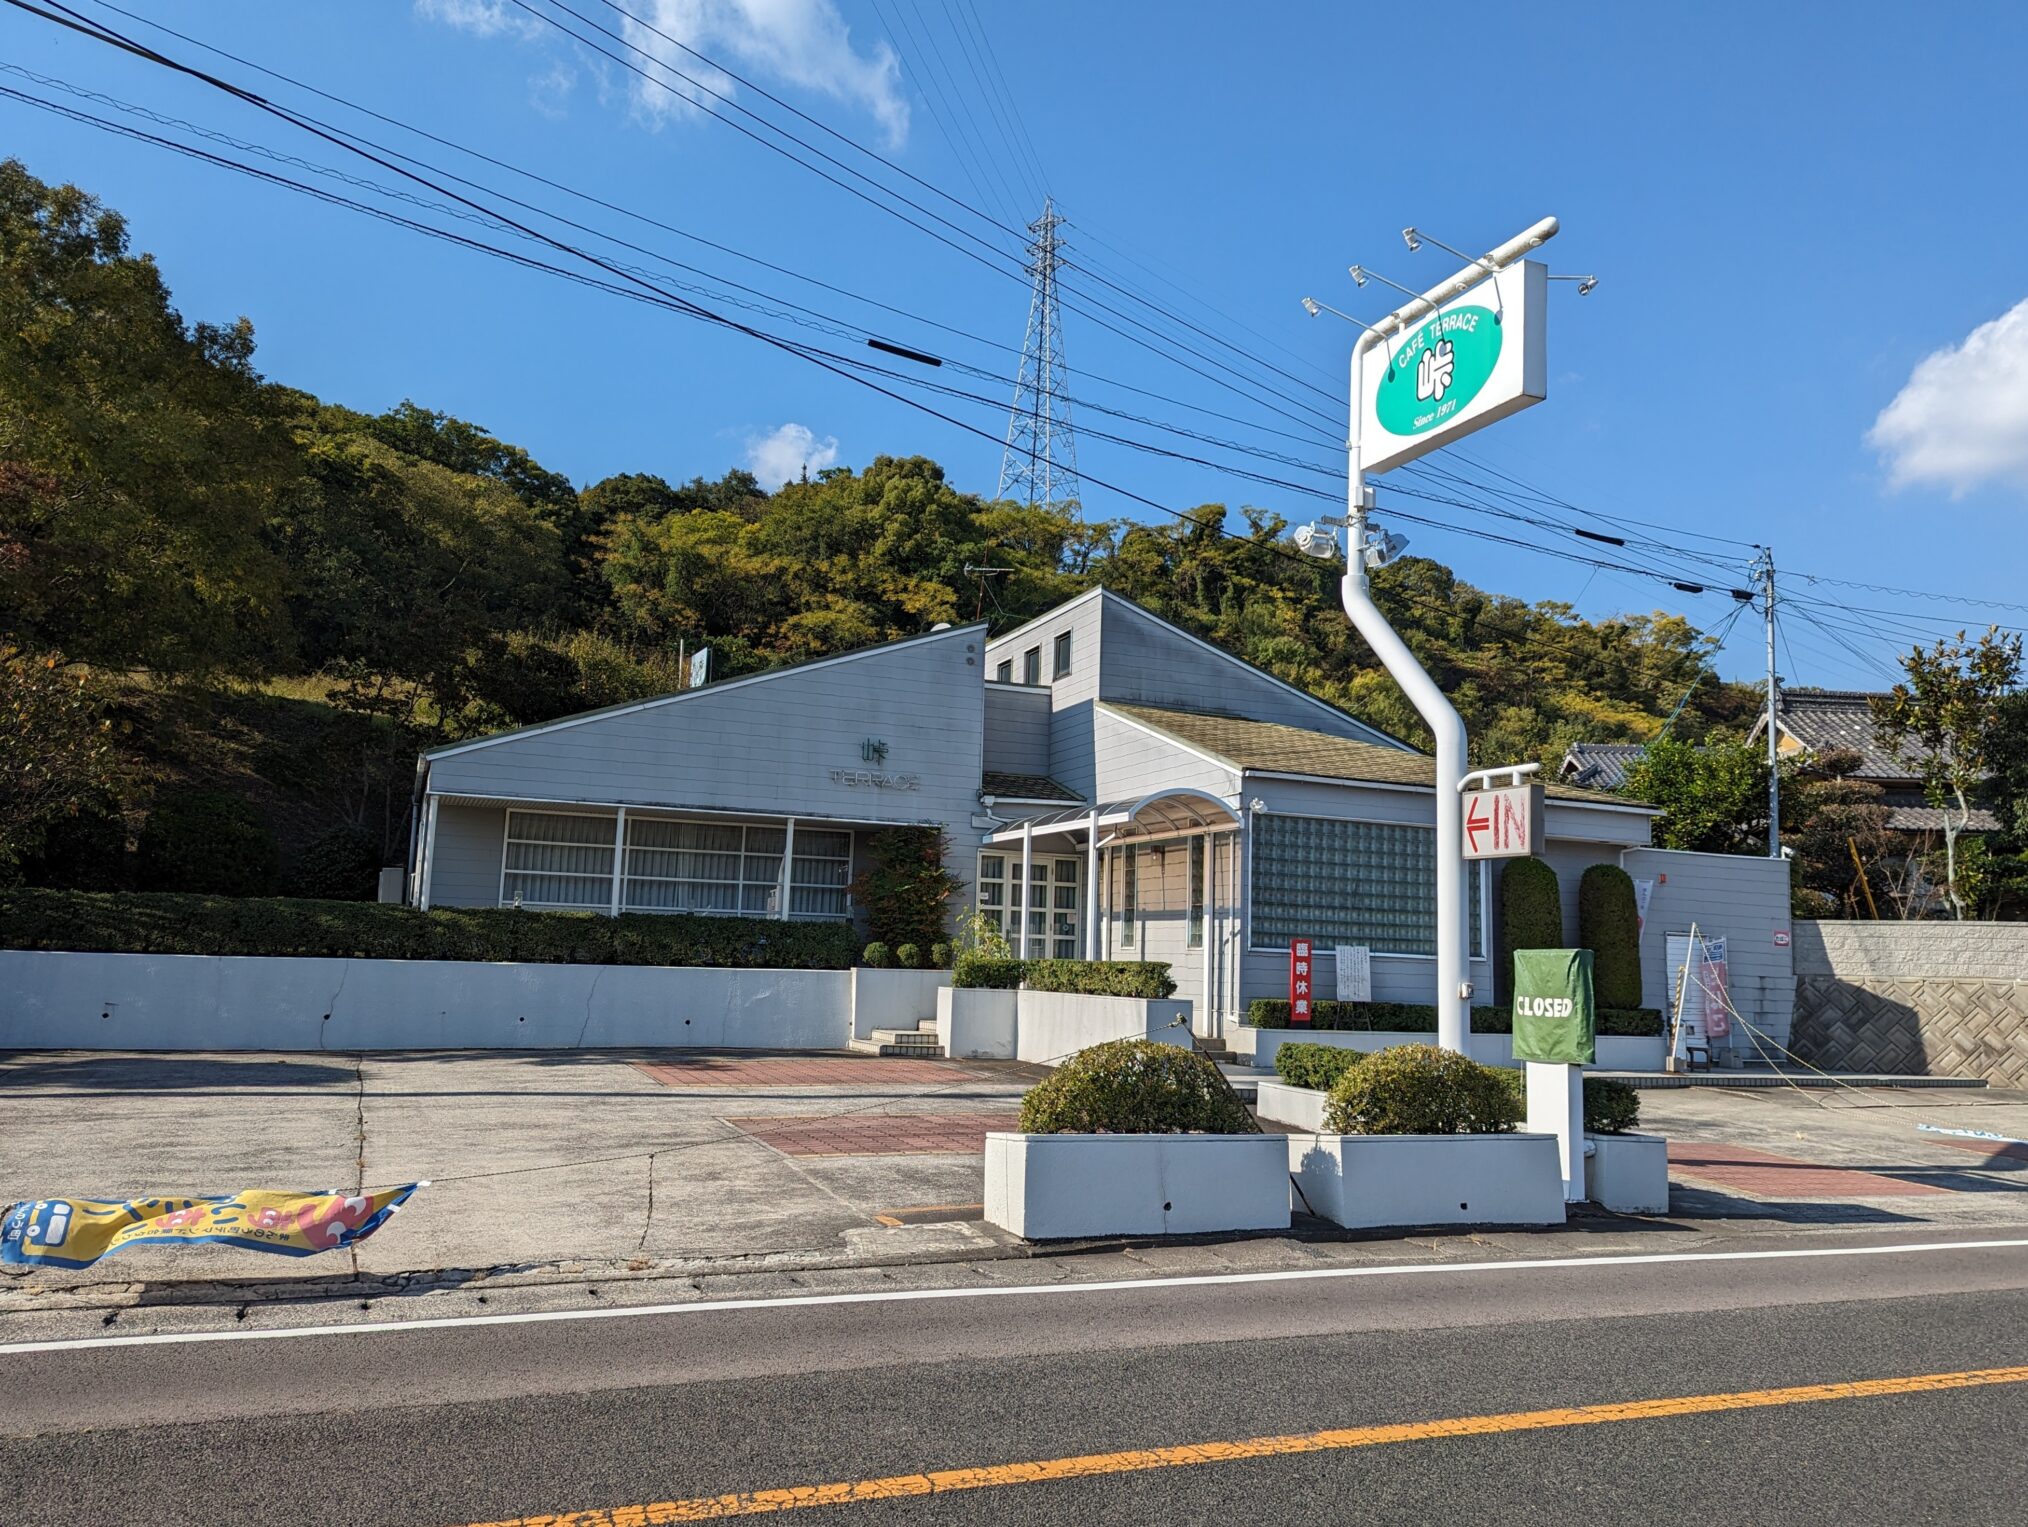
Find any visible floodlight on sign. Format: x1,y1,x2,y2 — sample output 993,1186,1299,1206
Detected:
1291,522,1340,560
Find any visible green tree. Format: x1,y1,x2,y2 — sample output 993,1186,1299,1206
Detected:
0,645,120,881
1780,748,1894,917
1622,735,1769,854
1872,627,2023,919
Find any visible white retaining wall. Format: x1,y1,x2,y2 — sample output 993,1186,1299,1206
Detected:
0,951,850,1051
1013,990,1195,1065
850,968,952,1039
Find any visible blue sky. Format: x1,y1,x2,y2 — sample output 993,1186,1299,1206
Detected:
5,1,2026,691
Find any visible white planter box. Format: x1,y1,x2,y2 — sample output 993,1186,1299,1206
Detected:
1013,990,1194,1066
1289,1132,1566,1230
936,985,1018,1060
1253,1079,1330,1132
983,1132,1291,1239
851,967,952,1040
1243,1027,1667,1076
1584,1131,1670,1214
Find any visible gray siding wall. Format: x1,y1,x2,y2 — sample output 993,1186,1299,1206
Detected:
1093,708,1239,804
1619,847,1795,1045
1095,598,1402,747
985,592,1106,798
982,682,1053,778
430,803,509,908
428,625,986,830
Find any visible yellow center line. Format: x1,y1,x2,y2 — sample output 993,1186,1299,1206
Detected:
461,1364,2028,1526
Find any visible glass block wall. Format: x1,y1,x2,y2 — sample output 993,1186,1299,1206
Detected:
1251,814,1484,956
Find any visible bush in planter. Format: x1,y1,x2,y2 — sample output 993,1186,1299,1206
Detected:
894,942,923,969
1023,959,1177,999
1322,1044,1523,1135
1274,1042,1367,1092
1584,1078,1641,1134
1246,998,1663,1039
953,954,1024,989
928,941,951,969
861,941,894,968
1018,1038,1258,1135
1498,855,1564,1001
1578,864,1644,1009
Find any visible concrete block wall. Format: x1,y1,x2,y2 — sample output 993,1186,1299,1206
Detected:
1791,921,2028,1085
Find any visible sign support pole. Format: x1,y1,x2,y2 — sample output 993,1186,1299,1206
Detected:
1341,218,1557,1055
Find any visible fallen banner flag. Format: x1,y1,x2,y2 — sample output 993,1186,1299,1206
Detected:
0,1183,425,1270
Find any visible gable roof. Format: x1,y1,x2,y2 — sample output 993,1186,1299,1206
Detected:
1756,688,1925,782
423,621,988,762
987,587,1412,752
1105,704,1652,809
981,771,1082,803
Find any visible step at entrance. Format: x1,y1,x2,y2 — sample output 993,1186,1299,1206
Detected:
847,1018,944,1059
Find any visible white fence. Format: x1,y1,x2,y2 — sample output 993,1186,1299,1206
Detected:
0,951,852,1051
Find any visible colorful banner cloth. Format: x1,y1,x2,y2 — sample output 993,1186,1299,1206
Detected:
0,1184,424,1270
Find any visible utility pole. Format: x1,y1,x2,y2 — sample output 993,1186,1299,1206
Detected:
997,198,1082,516
1758,547,1781,858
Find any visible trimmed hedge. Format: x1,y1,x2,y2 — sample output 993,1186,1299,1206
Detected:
1578,863,1644,1009
1497,855,1563,1002
0,888,860,968
137,788,277,896
951,957,1178,998
895,942,924,970
1488,1072,1643,1134
1243,997,1663,1039
861,941,894,968
1024,959,1176,999
929,942,951,969
1273,1041,1368,1092
1018,1038,1258,1135
1323,1044,1522,1135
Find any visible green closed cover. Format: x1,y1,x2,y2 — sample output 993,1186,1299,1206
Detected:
1511,948,1596,1064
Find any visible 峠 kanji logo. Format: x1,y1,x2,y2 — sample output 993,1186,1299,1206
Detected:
1417,337,1456,403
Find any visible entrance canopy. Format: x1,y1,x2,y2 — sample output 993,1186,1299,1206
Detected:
985,787,1239,845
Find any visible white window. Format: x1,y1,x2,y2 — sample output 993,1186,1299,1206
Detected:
620,820,852,920
976,852,1081,958
1052,631,1072,678
1188,837,1205,949
502,811,615,909
1022,646,1041,685
1250,815,1485,957
1117,847,1137,948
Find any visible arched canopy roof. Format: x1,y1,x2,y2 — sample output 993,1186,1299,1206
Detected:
984,787,1239,845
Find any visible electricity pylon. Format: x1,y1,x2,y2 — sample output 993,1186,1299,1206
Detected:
997,198,1082,515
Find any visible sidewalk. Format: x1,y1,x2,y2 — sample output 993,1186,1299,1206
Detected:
5,1048,2027,1314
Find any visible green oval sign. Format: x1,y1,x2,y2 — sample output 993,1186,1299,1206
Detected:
1375,305,1502,437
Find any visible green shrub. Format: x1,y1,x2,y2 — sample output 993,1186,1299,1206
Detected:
1578,864,1643,1008
1244,998,1661,1039
928,941,952,968
953,954,1025,989
136,788,278,896
289,826,381,901
861,941,894,969
1018,1038,1258,1135
0,888,858,967
847,826,964,950
1023,959,1176,999
18,800,129,891
1498,855,1564,1001
1274,1042,1368,1092
1322,1044,1523,1135
894,942,923,969
1584,1078,1641,1134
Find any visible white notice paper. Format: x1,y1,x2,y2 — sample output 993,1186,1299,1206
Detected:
1334,945,1372,1003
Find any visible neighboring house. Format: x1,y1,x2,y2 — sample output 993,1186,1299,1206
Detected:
1748,688,2000,834
1558,742,1652,793
409,588,1789,1039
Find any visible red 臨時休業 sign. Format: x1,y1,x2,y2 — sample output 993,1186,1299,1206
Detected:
1288,939,1314,1024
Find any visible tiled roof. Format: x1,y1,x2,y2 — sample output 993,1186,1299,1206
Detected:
1885,804,2002,833
1774,689,1925,782
980,771,1082,803
1105,704,1648,808
1559,742,1650,792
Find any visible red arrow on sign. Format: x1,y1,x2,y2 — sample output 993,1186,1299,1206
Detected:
1465,794,1489,852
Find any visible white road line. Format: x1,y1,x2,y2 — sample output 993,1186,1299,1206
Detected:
5,1236,2026,1356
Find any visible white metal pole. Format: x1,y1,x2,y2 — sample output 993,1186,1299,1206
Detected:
1085,808,1100,958
1763,551,1781,858
776,817,796,920
1338,220,1555,1053
418,794,439,911
609,804,628,917
1018,820,1034,960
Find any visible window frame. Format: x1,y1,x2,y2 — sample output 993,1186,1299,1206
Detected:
975,850,1082,958
995,659,1013,683
1245,810,1488,960
1022,646,1042,685
500,808,617,910
1052,630,1073,679
1187,836,1205,949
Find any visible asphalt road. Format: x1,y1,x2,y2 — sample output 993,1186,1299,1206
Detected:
7,1232,2028,1525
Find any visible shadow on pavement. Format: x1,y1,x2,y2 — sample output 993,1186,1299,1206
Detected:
0,1056,360,1091
1662,1183,1925,1224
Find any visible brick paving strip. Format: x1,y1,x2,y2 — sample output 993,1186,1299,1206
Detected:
730,1112,1024,1156
1667,1141,1950,1198
632,1057,990,1089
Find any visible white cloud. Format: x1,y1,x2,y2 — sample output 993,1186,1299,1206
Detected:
746,422,839,487
415,0,542,40
1869,297,2028,495
420,0,906,146
529,59,578,119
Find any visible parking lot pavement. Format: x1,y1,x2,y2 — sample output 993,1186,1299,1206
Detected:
0,1049,1043,1293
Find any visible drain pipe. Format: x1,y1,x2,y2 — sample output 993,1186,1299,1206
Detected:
1339,217,1557,1053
